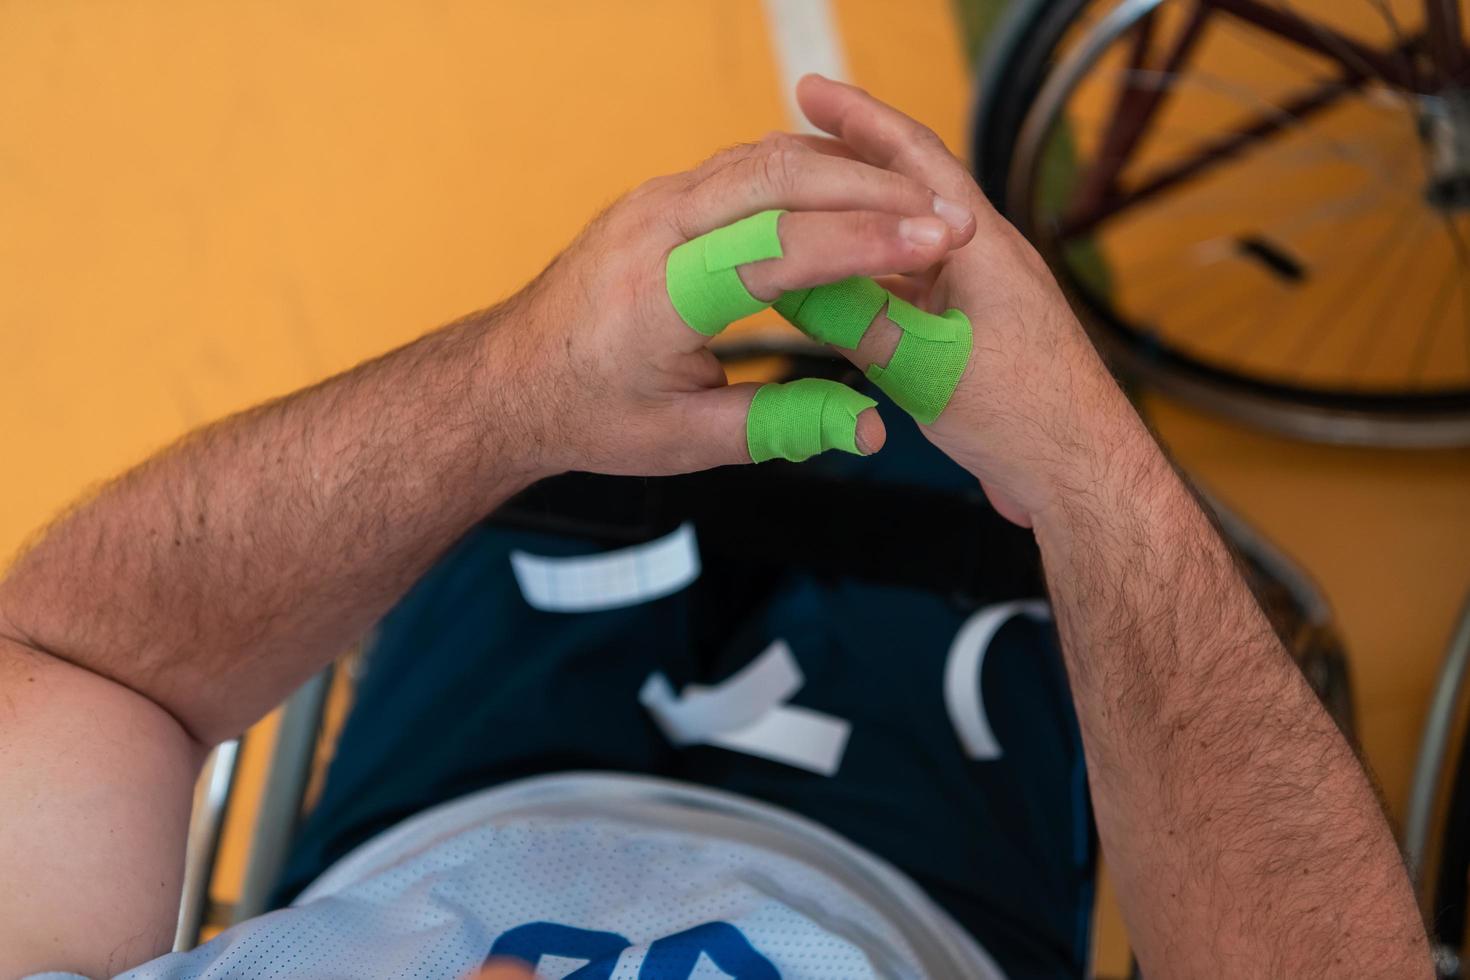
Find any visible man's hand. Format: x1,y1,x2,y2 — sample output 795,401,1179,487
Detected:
506,134,976,477
787,75,1132,527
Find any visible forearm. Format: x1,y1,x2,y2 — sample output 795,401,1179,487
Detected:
0,301,545,745
1032,391,1429,977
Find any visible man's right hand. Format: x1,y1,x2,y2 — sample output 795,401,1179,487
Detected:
789,75,1145,528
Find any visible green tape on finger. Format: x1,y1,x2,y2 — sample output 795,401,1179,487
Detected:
666,209,785,336
775,276,973,426
772,276,888,350
865,295,972,425
746,378,876,464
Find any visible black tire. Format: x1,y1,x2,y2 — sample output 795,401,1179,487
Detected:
1433,728,1470,973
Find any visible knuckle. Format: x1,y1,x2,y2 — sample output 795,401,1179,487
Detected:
627,174,670,203
758,147,800,194
667,195,702,239
912,123,944,149
758,131,804,154
695,142,752,177
889,118,945,163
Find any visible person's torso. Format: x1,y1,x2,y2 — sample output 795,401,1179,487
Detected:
50,774,1006,980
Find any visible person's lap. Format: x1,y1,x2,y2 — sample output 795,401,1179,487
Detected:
273,397,1094,977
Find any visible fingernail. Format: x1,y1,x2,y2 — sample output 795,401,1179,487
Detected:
900,216,946,246
854,407,884,456
932,195,972,229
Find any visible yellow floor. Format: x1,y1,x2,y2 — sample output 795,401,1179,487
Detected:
3,2,1468,975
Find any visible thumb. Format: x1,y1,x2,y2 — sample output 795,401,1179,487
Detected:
682,379,886,468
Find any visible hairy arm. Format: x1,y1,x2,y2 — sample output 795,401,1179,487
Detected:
0,136,968,977
0,310,540,747
791,74,1432,979
1034,389,1429,978
0,308,542,977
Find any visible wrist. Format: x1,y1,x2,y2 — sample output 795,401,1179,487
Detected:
467,300,564,489
938,339,1161,528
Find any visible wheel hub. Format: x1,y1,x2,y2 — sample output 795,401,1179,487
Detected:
1423,88,1470,212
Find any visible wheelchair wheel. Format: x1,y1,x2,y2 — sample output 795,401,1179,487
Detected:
973,0,1470,447
1407,595,1470,976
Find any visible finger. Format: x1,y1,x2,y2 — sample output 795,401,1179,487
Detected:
679,381,886,468
738,210,951,302
847,302,903,374
776,278,903,371
663,210,946,341
873,273,929,305
772,279,971,425
676,142,974,243
794,74,976,204
787,133,864,160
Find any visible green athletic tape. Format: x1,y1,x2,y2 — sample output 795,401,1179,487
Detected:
775,279,972,426
865,295,972,425
772,276,888,350
746,378,876,464
665,209,785,336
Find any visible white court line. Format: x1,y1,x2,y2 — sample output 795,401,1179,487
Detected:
761,0,849,133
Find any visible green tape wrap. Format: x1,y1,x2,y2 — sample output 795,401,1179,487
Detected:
665,209,785,336
772,276,888,350
864,296,972,425
746,378,876,464
775,279,972,426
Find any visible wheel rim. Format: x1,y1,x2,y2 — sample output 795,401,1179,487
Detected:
1006,0,1470,444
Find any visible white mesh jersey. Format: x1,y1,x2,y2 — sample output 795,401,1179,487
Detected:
30,773,1006,980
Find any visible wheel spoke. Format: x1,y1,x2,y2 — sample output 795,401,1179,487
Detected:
1165,292,1259,344
1100,153,1407,299
1442,214,1470,375
1342,208,1433,376
1424,0,1468,85
1067,3,1211,227
1181,173,1422,359
1362,0,1421,91
1068,108,1260,147
1205,0,1425,91
1280,201,1424,367
1056,115,1412,230
1060,59,1403,236
1133,245,1238,317
1408,249,1461,385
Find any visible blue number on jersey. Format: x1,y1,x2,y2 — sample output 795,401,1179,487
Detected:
488,920,779,978
489,922,630,979
641,921,779,978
